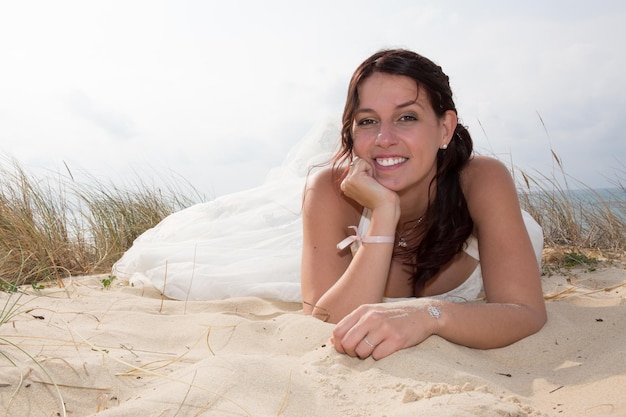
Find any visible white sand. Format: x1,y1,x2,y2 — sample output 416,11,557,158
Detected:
1,264,625,417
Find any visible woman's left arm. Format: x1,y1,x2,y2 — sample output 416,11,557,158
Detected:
441,156,547,346
331,156,547,359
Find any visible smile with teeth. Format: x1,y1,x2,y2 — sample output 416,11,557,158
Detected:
375,157,408,167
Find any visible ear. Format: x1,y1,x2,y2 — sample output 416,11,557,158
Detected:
439,110,458,148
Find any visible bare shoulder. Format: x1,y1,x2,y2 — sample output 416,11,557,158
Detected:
461,156,521,221
303,167,361,226
461,156,517,197
304,168,338,199
462,155,513,187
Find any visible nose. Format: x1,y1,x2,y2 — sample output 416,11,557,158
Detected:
374,128,397,148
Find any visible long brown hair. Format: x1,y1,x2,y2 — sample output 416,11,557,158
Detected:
333,49,474,294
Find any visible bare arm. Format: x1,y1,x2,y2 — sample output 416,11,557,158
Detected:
446,156,546,346
301,164,400,323
331,157,547,358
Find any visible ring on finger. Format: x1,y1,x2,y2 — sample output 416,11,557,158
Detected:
363,337,376,348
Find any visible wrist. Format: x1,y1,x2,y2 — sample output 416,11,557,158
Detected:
428,305,442,336
368,203,401,234
373,195,401,217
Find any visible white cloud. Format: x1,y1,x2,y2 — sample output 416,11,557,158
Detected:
67,90,136,140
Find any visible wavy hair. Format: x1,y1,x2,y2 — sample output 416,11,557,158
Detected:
332,49,474,294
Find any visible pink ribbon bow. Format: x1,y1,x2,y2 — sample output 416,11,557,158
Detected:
336,226,395,250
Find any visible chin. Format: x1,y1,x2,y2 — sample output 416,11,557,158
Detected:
376,178,405,192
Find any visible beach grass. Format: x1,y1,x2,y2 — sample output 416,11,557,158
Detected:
0,157,204,289
0,153,624,290
0,159,204,415
514,150,625,271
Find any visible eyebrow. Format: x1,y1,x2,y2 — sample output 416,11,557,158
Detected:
355,99,423,114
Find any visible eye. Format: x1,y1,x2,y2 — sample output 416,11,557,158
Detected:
356,117,378,127
398,113,418,123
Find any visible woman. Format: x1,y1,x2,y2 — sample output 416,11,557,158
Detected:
300,49,546,360
113,49,545,360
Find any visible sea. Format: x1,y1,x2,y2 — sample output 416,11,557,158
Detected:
519,187,626,244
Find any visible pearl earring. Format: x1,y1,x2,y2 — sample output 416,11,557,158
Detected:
441,143,448,150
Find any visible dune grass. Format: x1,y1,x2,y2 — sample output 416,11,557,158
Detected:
0,153,623,290
0,158,205,415
514,150,625,269
0,157,204,290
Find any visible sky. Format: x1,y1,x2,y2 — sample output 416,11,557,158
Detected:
1,0,624,199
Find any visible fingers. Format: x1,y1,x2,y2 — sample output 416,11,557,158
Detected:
354,335,379,359
331,308,362,354
340,157,376,200
335,331,394,361
342,157,363,188
341,157,400,213
346,156,374,178
333,332,381,360
331,305,422,361
332,306,382,359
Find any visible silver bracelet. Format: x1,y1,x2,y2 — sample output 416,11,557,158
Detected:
428,305,441,335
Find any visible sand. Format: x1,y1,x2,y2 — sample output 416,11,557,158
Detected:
1,263,625,417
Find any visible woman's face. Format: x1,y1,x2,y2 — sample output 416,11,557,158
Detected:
351,72,455,194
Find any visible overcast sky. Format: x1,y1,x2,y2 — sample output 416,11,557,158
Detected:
1,0,624,198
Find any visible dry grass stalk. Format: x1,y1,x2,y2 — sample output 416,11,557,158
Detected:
0,157,203,287
515,148,624,253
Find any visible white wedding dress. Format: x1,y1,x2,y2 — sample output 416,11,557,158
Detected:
112,121,543,303
113,121,340,302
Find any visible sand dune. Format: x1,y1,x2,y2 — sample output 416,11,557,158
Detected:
1,264,624,416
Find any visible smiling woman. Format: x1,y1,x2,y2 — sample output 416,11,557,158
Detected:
301,49,545,359
351,72,456,195
114,49,545,361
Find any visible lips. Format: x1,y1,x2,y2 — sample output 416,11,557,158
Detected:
375,157,408,167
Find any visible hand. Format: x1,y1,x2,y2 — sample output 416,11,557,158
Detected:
341,158,399,212
331,302,437,360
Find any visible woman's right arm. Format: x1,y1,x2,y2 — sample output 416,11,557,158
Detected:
301,167,399,323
